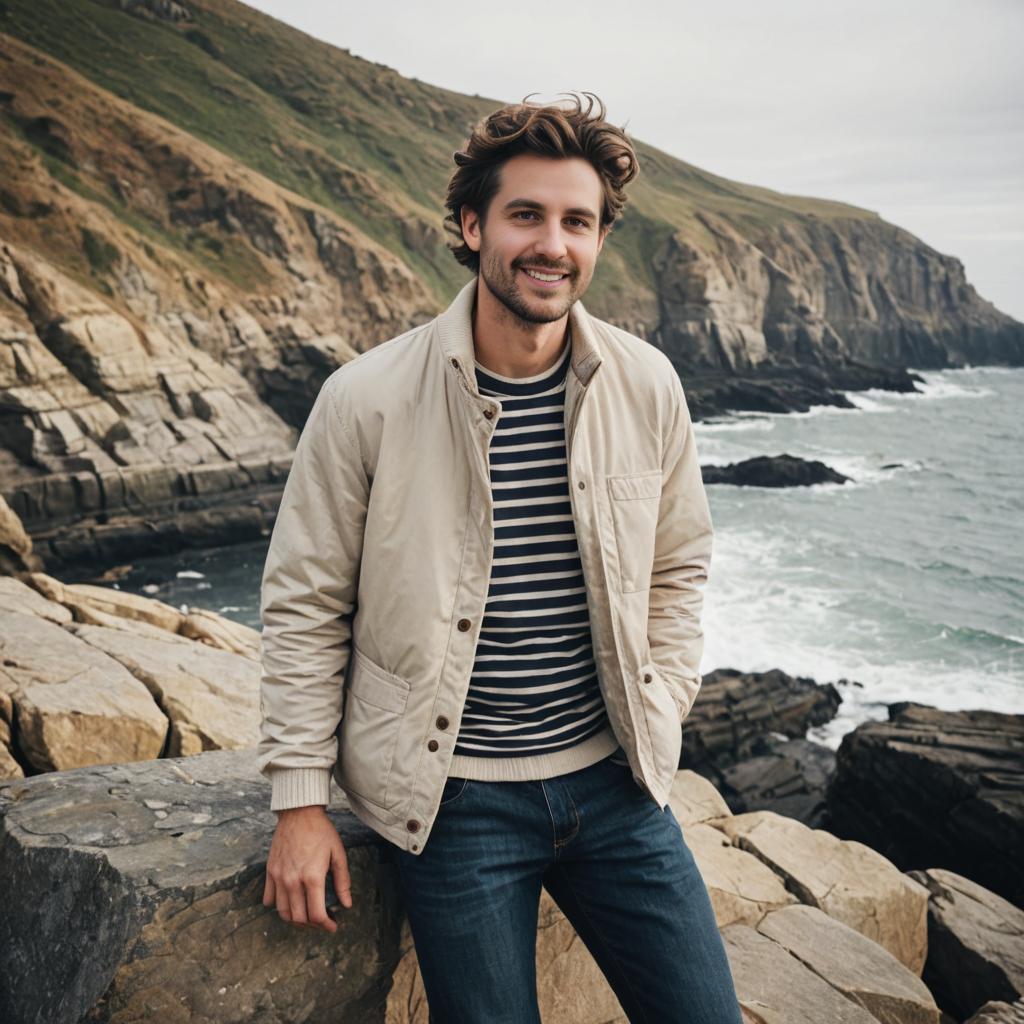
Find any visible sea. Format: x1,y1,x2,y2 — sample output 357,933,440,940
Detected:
93,365,1024,749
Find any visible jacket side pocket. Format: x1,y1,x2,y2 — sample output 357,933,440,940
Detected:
336,647,410,811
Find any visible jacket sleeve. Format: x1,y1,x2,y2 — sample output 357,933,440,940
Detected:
648,371,714,722
256,375,369,812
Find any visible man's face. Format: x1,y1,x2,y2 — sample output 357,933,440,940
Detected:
460,153,609,324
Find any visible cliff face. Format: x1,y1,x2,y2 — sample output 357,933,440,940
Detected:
0,0,1020,563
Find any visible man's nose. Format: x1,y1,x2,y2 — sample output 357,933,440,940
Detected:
533,222,568,261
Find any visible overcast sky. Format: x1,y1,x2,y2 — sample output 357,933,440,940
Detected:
246,0,1023,323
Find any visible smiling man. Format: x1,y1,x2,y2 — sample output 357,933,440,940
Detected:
258,92,741,1022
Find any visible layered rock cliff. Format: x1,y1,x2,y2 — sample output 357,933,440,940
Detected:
0,0,1020,567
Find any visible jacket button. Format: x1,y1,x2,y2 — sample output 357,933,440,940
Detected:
406,820,420,833
436,716,449,730
450,357,458,368
643,672,653,683
483,408,494,420
457,618,471,631
428,739,439,751
577,480,586,490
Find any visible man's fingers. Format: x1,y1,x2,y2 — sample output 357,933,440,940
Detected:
304,874,337,934
263,872,276,908
287,879,310,929
332,843,353,909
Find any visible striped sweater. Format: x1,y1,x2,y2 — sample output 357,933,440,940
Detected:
447,336,628,781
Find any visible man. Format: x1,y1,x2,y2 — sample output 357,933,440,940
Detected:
258,92,742,1022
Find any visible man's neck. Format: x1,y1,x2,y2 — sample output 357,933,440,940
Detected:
471,277,569,379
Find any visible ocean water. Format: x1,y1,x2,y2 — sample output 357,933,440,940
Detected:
695,365,1024,745
96,366,1024,747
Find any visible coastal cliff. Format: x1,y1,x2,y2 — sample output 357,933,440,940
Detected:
0,0,1020,568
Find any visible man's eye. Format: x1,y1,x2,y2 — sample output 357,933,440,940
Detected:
567,218,588,228
513,211,538,220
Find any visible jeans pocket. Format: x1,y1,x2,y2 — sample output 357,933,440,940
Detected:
438,776,470,808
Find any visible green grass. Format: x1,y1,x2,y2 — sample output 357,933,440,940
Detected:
0,0,882,313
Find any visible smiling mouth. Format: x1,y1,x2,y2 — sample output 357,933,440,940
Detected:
519,267,570,285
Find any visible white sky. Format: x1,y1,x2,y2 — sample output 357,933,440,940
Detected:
245,0,1024,322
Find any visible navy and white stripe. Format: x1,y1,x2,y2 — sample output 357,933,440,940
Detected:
452,339,612,760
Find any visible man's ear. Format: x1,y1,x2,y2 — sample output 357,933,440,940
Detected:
596,223,610,256
460,206,482,253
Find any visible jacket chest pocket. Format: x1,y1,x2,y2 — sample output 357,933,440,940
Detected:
607,470,662,593
337,648,410,811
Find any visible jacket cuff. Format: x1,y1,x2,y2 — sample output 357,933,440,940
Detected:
270,767,332,811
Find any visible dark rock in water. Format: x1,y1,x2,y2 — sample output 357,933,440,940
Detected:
0,749,403,1024
718,735,837,828
682,666,842,778
906,868,1024,1021
702,452,849,487
683,360,926,421
827,702,1024,908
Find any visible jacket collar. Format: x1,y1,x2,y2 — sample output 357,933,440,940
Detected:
437,277,603,392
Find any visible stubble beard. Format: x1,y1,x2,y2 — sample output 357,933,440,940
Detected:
479,247,582,326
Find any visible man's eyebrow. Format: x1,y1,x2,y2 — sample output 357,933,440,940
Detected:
502,198,598,221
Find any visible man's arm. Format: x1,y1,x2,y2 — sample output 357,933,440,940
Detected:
256,376,369,811
647,371,714,721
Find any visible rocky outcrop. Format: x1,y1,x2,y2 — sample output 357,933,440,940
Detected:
682,666,843,772
717,735,837,828
0,7,1021,568
827,703,1024,908
908,868,1024,1021
1,754,949,1024
702,452,850,487
0,571,260,779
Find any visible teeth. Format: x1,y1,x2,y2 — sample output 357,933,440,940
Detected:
523,268,565,282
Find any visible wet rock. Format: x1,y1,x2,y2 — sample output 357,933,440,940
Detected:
827,702,1024,907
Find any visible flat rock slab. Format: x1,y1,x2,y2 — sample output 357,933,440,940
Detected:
0,608,168,771
712,809,929,973
722,922,879,1023
685,822,797,929
68,620,260,755
908,868,1024,1021
757,903,939,1023
0,748,401,1024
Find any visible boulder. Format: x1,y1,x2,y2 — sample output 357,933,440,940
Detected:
722,922,879,1022
719,734,837,827
0,608,168,771
828,702,1024,908
756,903,939,1022
67,619,260,756
0,749,402,1024
702,452,850,487
907,868,1024,1020
682,666,842,773
711,809,929,973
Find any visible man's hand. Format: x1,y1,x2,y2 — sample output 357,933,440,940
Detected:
263,805,353,933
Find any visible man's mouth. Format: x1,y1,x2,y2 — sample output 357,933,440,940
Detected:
519,266,570,288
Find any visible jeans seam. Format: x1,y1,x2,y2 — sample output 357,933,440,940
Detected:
553,863,653,1024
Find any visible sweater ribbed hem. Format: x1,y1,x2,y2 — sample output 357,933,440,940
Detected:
270,767,331,811
447,724,620,782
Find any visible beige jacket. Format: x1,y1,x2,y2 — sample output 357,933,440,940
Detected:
256,278,714,855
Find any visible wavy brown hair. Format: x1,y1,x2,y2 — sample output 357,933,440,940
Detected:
443,91,640,273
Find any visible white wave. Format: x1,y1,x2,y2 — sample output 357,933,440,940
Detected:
176,569,206,579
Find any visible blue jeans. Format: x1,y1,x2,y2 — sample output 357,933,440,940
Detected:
387,748,743,1023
